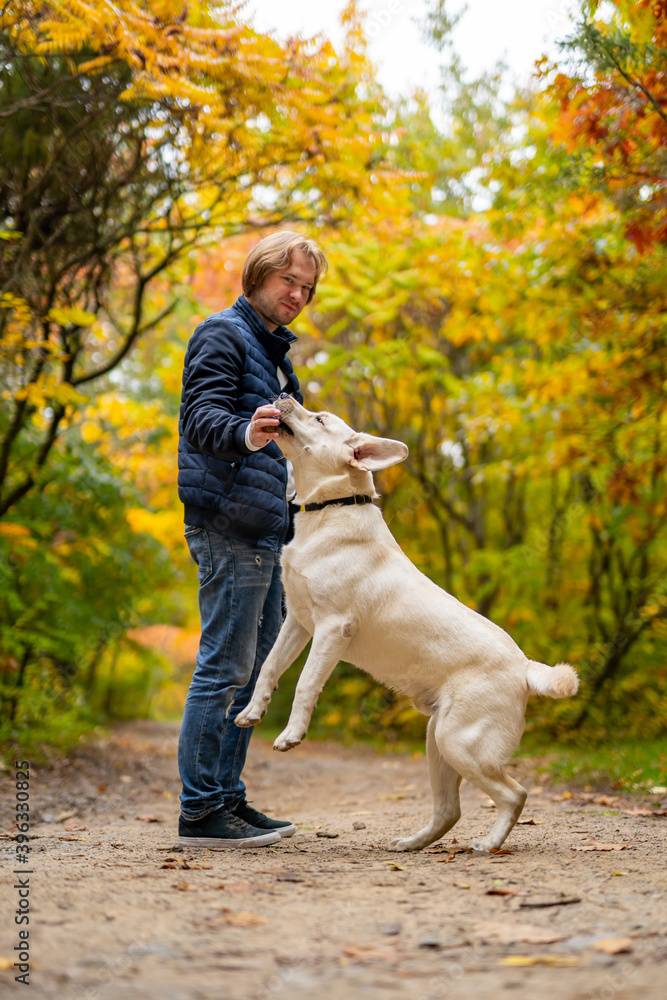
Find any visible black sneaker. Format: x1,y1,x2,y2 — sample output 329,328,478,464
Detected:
231,800,296,839
178,807,281,848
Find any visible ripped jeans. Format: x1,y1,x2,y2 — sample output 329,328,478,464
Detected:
177,527,283,820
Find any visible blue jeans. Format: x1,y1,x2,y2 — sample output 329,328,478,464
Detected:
178,527,283,820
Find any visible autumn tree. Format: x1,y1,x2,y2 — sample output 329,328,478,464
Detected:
548,0,667,250
0,0,396,518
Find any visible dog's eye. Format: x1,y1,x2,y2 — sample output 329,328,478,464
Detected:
316,416,324,424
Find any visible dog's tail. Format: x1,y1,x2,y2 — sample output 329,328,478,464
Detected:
526,660,579,699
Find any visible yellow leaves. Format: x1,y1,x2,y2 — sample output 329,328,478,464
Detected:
76,53,114,74
81,422,104,444
13,377,48,407
0,523,32,539
126,508,183,543
13,375,85,409
48,308,97,327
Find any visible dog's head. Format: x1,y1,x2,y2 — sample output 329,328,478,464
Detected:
274,397,408,504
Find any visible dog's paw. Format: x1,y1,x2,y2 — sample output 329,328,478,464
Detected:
470,838,495,853
389,837,414,852
235,706,264,728
273,730,304,752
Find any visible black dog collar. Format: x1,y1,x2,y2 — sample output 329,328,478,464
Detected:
296,494,375,513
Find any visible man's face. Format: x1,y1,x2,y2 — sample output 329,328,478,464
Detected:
246,250,317,331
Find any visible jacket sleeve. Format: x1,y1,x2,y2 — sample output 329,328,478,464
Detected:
181,316,254,461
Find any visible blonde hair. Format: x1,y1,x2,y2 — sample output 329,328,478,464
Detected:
242,231,328,304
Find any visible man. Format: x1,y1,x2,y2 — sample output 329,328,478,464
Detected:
177,231,328,848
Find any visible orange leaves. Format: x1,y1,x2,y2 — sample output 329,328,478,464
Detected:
6,1,397,224
546,1,667,250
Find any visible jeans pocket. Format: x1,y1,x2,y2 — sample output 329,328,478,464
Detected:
184,524,202,538
186,528,213,586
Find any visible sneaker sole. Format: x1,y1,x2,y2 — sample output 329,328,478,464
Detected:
277,824,296,838
178,830,281,849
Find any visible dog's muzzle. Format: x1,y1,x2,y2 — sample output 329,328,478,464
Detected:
275,394,295,435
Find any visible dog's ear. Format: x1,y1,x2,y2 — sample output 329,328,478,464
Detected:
347,434,409,472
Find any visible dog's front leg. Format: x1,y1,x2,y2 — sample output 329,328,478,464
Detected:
235,612,311,728
273,621,349,751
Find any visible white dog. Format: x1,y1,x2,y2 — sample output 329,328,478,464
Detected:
235,398,578,852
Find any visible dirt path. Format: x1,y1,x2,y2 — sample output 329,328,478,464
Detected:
1,720,666,999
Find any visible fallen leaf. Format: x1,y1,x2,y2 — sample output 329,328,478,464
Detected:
500,956,580,967
384,862,407,871
621,807,653,816
473,920,568,944
593,938,633,955
593,795,620,807
517,818,544,825
612,872,628,877
486,889,514,896
216,910,268,927
315,831,339,839
174,882,198,891
98,786,106,792
453,882,470,889
64,823,90,831
160,864,179,869
571,840,630,852
214,881,271,891
552,792,573,802
136,815,161,823
343,943,397,962
58,836,87,842
0,957,15,970
489,848,513,855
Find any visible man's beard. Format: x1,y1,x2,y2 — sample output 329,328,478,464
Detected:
251,291,296,328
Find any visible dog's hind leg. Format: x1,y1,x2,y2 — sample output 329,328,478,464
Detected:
390,716,462,852
466,768,527,853
235,612,311,728
439,721,527,852
273,621,350,751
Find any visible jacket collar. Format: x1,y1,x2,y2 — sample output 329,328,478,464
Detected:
233,295,297,365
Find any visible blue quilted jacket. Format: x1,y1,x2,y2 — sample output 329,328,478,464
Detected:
178,295,303,551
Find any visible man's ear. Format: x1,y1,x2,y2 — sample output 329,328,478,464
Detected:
347,434,409,472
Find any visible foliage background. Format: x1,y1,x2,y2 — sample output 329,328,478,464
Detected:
1,0,665,774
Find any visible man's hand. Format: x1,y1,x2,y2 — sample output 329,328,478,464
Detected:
248,404,281,448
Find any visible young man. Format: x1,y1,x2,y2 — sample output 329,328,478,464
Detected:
177,231,328,848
